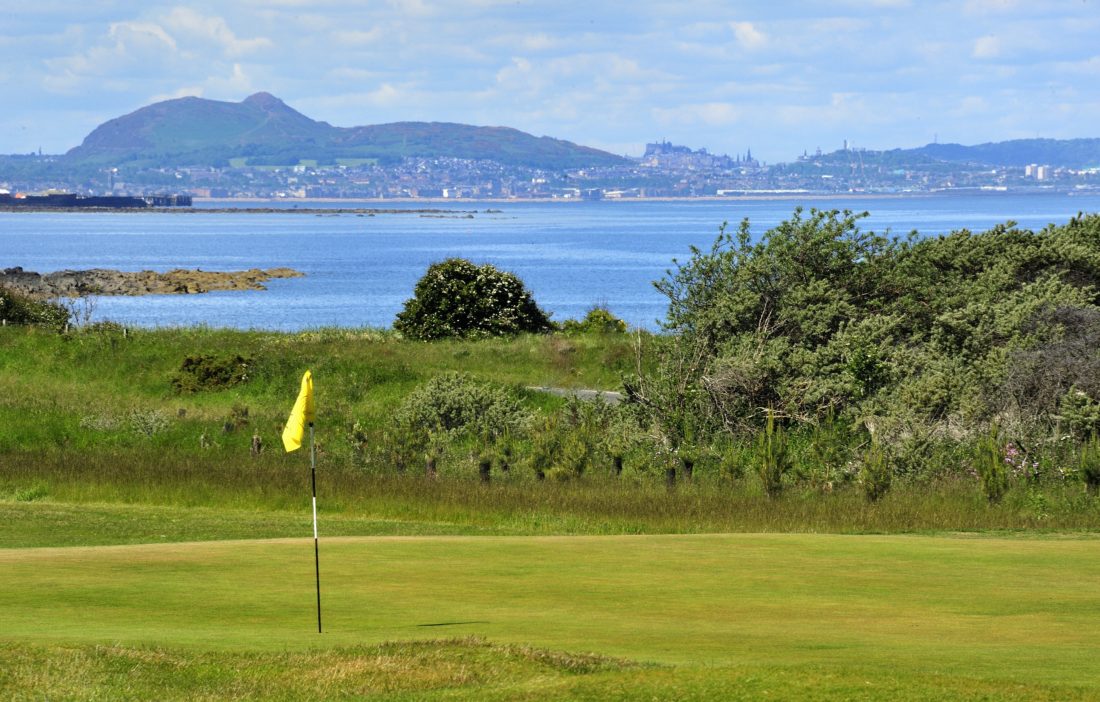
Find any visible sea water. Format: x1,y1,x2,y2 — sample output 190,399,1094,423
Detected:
2,192,1098,331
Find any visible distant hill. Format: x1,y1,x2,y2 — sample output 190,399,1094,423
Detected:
842,139,1100,169
63,92,629,170
782,138,1100,176
906,139,1100,168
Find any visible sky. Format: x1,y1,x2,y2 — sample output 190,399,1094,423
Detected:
1,0,1098,162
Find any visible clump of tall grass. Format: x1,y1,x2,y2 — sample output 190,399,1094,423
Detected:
860,440,892,503
974,427,1010,504
753,411,791,499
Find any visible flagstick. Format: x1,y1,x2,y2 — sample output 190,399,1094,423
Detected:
310,422,322,634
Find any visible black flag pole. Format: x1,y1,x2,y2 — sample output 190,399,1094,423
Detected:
310,422,322,634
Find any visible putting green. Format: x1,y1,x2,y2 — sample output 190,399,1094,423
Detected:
3,534,1099,694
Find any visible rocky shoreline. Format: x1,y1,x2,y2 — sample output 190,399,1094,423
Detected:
0,266,304,297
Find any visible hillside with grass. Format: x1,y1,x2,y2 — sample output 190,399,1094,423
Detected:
61,92,630,169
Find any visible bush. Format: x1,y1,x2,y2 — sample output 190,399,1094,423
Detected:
0,285,69,330
393,372,529,445
171,354,252,394
562,307,627,334
394,258,552,340
999,307,1100,431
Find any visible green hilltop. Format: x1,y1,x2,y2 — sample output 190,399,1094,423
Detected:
62,92,630,170
797,138,1100,170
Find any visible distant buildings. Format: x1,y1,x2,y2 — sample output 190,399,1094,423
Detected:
2,142,1098,199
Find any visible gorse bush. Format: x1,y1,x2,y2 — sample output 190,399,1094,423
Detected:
170,354,252,394
393,371,530,445
0,285,69,330
562,307,627,335
643,209,1100,440
394,258,553,340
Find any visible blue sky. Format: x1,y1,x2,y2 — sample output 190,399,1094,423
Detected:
2,0,1098,161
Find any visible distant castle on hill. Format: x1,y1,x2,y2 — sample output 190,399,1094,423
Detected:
641,141,759,170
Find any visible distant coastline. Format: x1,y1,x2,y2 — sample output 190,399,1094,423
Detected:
1,190,1091,216
194,190,1091,205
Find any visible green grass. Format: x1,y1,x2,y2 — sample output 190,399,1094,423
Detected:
4,449,1100,538
3,533,1099,699
0,326,630,454
4,326,1100,697
3,324,1097,536
0,638,642,701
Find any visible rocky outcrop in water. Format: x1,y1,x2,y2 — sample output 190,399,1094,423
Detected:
0,267,304,297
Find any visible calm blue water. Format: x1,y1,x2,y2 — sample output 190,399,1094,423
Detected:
2,192,1098,331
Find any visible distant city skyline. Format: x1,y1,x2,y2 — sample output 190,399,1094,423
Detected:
2,1,1098,162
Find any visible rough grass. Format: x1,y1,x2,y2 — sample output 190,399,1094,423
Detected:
0,638,640,701
3,324,1098,537
0,325,628,454
3,452,1099,544
3,640,1093,701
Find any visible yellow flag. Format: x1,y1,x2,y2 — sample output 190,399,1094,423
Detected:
282,370,314,452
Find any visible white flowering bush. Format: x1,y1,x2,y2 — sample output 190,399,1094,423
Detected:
394,258,552,340
393,371,530,443
0,285,69,329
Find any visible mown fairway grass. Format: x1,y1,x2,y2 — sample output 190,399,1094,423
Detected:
2,532,1099,700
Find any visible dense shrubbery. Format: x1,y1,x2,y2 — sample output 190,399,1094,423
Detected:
394,258,552,340
621,208,1100,496
635,209,1100,431
0,285,69,329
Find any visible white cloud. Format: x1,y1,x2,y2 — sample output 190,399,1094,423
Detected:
10,0,1100,159
972,35,1001,59
39,8,272,96
328,66,380,81
953,95,989,115
653,102,742,127
204,63,254,96
334,28,383,46
519,33,556,51
110,21,178,53
366,82,401,106
1053,55,1100,76
386,0,433,16
162,7,272,58
730,21,767,50
43,20,179,93
963,0,1023,14
774,92,873,128
495,57,535,90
